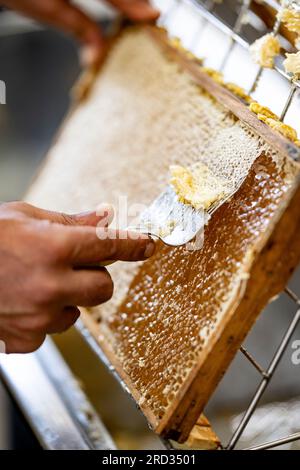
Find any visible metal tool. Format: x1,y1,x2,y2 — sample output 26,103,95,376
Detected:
128,180,238,247
129,185,209,247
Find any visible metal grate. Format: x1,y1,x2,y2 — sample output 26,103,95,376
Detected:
157,0,300,125
229,288,300,450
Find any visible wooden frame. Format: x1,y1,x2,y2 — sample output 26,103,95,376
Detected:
27,26,300,443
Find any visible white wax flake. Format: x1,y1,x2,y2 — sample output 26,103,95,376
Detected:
250,34,281,68
284,51,300,78
138,396,146,406
279,7,300,35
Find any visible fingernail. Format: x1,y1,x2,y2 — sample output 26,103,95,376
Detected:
144,241,156,258
150,8,161,19
129,4,160,21
96,203,114,223
139,2,160,13
142,7,160,20
96,203,114,215
80,45,99,68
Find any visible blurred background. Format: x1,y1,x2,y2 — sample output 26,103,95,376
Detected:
0,0,300,450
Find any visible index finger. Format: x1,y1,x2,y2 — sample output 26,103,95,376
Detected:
57,225,156,264
4,0,104,64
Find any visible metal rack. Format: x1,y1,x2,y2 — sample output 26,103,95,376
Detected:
159,0,300,126
76,289,300,450
229,288,300,450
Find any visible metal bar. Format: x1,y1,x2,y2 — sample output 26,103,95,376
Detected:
187,0,216,50
219,0,252,71
157,0,180,27
0,338,116,450
248,2,282,94
260,0,300,12
285,287,300,305
185,0,300,91
0,12,42,36
37,339,116,450
280,83,298,121
240,346,268,377
76,320,170,450
245,431,300,450
260,0,282,10
204,0,215,11
234,0,252,34
249,66,263,94
219,38,235,72
227,306,300,450
186,0,250,49
76,319,131,396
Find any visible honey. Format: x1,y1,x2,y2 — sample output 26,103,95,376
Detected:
107,152,296,422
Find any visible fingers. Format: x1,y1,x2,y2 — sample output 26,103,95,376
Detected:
4,201,114,228
63,269,114,307
33,203,114,228
107,0,160,21
2,0,105,65
7,336,46,354
46,306,80,333
50,1,105,65
96,204,115,228
2,1,160,69
0,306,80,353
59,226,156,264
1,329,46,354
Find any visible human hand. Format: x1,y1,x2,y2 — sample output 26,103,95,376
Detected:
0,201,155,353
1,0,160,66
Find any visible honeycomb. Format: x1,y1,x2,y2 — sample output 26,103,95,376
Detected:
104,152,297,423
279,7,300,36
249,102,279,121
250,33,281,68
258,116,298,142
169,164,229,210
284,51,300,78
26,29,300,431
